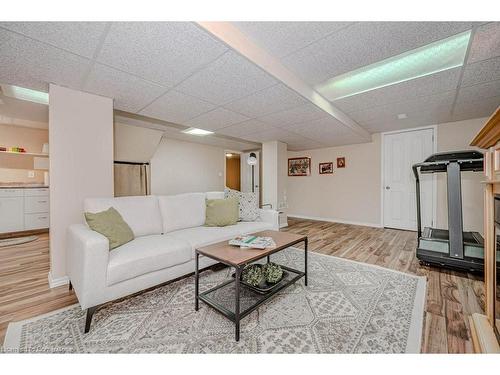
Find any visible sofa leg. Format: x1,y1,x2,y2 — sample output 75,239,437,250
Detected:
84,306,98,333
69,281,73,291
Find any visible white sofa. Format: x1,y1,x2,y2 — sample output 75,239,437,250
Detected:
66,191,279,332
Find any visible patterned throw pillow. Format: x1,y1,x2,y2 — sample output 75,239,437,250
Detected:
224,188,259,222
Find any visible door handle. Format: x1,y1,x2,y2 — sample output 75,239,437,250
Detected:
385,186,391,190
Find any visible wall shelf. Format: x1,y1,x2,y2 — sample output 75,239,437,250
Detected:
0,151,48,157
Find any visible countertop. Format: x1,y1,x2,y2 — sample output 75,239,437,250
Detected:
0,184,49,189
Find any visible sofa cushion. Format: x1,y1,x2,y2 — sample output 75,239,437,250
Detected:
166,225,243,257
107,235,191,285
206,191,224,200
84,207,134,250
84,196,162,237
235,221,273,234
205,198,239,227
159,193,206,233
224,188,259,221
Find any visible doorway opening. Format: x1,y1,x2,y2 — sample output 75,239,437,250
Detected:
225,152,241,191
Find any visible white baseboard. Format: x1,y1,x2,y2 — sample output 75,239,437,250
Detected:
287,214,382,228
48,272,69,289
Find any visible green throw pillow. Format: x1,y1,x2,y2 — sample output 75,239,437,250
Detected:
84,207,134,250
205,198,239,227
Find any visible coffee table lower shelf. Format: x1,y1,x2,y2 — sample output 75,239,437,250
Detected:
198,264,305,323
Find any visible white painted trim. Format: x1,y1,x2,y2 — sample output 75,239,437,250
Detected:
380,125,438,230
48,271,69,289
288,214,382,228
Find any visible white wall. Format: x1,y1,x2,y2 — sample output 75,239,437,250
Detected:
287,134,382,226
151,137,225,195
262,141,288,226
114,123,163,163
436,118,486,233
49,85,113,282
286,117,486,231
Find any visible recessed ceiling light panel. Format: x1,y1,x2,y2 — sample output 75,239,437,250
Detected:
397,113,408,119
182,127,214,136
1,84,49,105
315,30,471,101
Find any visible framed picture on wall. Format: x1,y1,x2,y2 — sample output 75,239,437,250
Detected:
337,157,346,168
319,162,333,174
288,157,311,176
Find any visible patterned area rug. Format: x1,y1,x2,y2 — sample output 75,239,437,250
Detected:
0,235,38,247
3,248,426,353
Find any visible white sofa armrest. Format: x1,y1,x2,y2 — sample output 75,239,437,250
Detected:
258,208,280,231
66,224,110,309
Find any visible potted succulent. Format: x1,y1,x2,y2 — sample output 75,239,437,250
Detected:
263,263,283,284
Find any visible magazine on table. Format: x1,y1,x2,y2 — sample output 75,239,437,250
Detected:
229,235,276,249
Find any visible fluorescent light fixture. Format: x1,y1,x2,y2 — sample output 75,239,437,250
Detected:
1,84,49,105
316,30,471,101
182,127,214,136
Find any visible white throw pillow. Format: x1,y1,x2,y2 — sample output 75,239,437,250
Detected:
224,188,259,222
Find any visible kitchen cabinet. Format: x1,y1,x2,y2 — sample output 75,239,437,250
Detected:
0,187,49,234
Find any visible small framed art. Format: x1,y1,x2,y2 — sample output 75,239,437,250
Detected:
288,157,311,176
319,162,333,174
337,157,346,168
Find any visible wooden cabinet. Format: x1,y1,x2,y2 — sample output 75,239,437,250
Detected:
0,187,49,234
470,106,500,353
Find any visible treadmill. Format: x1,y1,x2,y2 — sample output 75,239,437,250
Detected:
412,150,486,273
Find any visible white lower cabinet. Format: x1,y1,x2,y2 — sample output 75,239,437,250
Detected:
0,196,24,232
0,187,49,233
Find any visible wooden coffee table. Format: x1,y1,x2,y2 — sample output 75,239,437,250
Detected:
194,230,308,341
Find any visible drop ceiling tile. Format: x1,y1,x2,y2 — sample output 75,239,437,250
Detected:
186,107,249,131
455,80,500,104
84,63,168,112
224,84,308,117
244,128,306,144
461,57,500,87
364,111,454,133
287,116,350,135
175,51,277,105
0,22,108,58
140,89,216,124
287,139,326,151
333,68,462,114
282,22,477,85
452,95,500,121
467,22,500,64
258,103,329,128
234,22,353,58
216,119,272,137
97,22,227,87
348,91,455,125
0,28,91,92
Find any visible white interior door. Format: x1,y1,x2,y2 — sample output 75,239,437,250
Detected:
383,128,435,231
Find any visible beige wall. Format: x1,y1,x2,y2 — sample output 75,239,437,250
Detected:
287,134,382,226
150,137,225,195
114,123,163,163
436,117,486,233
287,117,486,231
0,123,48,183
49,85,114,281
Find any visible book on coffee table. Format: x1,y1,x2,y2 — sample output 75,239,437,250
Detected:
228,235,276,249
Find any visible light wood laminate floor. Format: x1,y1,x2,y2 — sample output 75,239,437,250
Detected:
0,220,486,353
